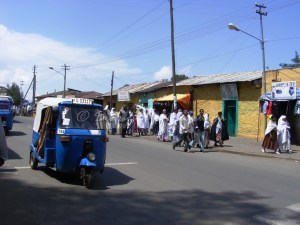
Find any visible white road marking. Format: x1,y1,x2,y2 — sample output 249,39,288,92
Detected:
15,166,31,169
254,214,299,225
254,203,300,225
286,203,300,212
106,162,138,166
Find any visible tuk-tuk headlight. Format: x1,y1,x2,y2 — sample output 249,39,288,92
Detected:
87,152,96,161
2,121,6,125
60,135,71,142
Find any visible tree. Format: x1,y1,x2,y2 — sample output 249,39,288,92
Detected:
279,51,300,68
6,82,22,105
170,74,189,83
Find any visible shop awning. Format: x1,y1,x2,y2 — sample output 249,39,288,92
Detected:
154,93,191,110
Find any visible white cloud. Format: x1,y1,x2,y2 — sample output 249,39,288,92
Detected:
154,66,171,81
0,24,142,99
178,66,192,76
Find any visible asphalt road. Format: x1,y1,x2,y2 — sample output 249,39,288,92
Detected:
1,116,300,225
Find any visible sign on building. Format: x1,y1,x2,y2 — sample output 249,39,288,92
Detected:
117,91,130,102
271,81,296,100
220,83,238,100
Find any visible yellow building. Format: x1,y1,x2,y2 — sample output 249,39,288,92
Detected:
176,71,262,138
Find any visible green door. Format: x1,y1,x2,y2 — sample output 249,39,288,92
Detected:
224,100,237,136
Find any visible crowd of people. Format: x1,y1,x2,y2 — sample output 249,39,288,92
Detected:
262,115,292,154
106,105,229,152
105,104,294,155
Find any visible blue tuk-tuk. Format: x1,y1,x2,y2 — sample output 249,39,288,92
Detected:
0,96,14,135
29,97,108,188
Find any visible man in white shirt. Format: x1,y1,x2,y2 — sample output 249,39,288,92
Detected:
172,110,191,152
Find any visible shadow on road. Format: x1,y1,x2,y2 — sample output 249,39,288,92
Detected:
37,166,134,190
7,130,27,136
8,147,23,160
0,173,276,225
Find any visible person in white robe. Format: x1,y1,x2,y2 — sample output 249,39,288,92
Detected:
158,109,169,141
110,108,118,135
277,115,291,154
143,109,150,135
168,109,178,140
137,108,145,136
176,109,183,121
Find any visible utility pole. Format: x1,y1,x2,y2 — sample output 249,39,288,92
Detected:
61,64,70,98
20,81,24,100
110,71,114,109
169,0,177,110
256,3,267,94
256,3,267,131
32,65,37,107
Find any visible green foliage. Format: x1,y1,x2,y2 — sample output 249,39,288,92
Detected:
6,82,22,105
170,74,189,82
279,51,300,68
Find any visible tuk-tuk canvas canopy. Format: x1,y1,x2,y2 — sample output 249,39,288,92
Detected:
33,98,71,132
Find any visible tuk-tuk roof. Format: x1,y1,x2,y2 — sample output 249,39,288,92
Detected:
33,97,72,132
0,96,14,103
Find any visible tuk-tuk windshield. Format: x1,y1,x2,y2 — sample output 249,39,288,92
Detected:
59,105,106,130
0,102,11,111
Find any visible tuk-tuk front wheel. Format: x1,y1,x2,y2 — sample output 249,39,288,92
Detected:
81,168,95,189
29,152,38,170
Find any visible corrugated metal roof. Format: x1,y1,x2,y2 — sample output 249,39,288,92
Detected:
36,90,103,99
175,71,262,86
102,81,170,96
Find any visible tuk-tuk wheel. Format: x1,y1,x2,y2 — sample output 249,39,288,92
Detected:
5,129,9,136
29,152,38,170
82,169,95,189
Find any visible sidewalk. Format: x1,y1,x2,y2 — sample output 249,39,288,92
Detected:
216,136,300,161
139,134,300,161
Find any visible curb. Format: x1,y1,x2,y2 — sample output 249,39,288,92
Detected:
218,149,299,161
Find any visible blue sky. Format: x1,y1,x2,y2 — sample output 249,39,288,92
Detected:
0,0,299,100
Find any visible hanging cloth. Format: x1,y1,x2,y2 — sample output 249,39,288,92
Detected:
266,101,272,115
295,100,300,115
262,101,268,114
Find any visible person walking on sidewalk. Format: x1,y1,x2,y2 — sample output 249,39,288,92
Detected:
203,113,211,148
157,109,169,141
127,108,134,136
119,105,129,138
137,108,145,136
173,110,191,152
110,108,118,135
194,109,205,151
262,115,279,153
277,115,291,154
210,112,229,147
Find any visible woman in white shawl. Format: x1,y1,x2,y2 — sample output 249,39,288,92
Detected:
143,109,150,134
261,115,278,153
137,108,145,136
203,113,210,148
158,109,169,141
110,108,118,135
277,115,291,154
